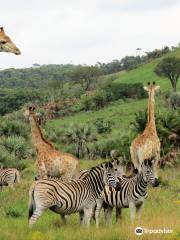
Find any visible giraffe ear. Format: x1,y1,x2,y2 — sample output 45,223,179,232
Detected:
154,86,160,91
143,86,148,91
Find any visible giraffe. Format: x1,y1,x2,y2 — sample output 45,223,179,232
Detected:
24,106,80,181
0,27,21,55
130,82,160,179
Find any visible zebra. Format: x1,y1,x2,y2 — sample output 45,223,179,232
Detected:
77,159,124,222
96,158,160,224
28,161,120,227
0,168,20,190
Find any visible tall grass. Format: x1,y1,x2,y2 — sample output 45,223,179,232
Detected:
0,161,179,240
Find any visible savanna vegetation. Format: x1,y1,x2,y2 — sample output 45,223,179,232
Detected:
0,44,180,240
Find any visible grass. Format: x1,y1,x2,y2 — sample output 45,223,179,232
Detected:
1,50,180,240
0,161,180,240
114,48,180,91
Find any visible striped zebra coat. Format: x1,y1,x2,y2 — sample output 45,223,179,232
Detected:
97,159,159,223
0,168,20,190
28,161,119,227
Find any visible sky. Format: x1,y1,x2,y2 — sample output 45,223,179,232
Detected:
0,0,180,69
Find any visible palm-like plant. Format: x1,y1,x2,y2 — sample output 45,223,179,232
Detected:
63,123,97,158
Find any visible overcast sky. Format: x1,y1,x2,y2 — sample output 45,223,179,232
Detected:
0,0,180,69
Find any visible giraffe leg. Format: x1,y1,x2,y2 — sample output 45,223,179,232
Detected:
154,152,160,179
37,162,48,179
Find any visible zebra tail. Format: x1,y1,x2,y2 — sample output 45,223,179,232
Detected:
28,186,36,220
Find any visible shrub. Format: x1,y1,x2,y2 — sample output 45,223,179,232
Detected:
93,118,113,134
0,119,29,139
169,92,180,109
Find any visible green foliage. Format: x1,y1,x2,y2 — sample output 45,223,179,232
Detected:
104,82,146,101
68,65,102,91
5,206,23,218
154,57,180,92
63,123,97,158
93,118,113,134
0,113,33,169
88,134,132,163
120,56,142,71
169,92,180,109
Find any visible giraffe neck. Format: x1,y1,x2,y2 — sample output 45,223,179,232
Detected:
29,115,53,150
146,92,157,133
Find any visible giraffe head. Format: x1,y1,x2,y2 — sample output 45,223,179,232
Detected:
143,82,160,101
24,106,42,125
0,27,21,55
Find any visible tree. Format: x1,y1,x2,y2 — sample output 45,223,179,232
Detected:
63,123,97,158
68,66,102,92
154,57,180,92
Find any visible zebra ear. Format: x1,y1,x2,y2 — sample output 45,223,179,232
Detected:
105,163,108,169
144,159,148,166
148,159,152,166
108,162,113,169
116,159,120,165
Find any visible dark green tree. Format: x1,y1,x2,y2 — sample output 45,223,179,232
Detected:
154,57,180,92
68,66,102,92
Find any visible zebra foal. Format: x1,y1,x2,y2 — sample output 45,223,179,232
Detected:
97,159,159,224
28,161,119,227
0,168,20,190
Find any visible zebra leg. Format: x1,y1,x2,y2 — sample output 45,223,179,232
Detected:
104,206,113,225
136,202,144,221
129,202,136,222
83,207,93,227
61,214,69,224
116,207,122,222
95,198,103,227
29,207,45,226
79,210,84,225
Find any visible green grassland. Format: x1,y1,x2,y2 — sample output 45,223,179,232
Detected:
1,51,180,240
0,161,179,240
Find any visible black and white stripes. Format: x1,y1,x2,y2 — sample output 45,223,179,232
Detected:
28,161,119,227
0,168,20,190
99,159,159,223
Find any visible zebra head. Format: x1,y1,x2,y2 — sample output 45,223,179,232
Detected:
142,159,159,187
103,161,122,191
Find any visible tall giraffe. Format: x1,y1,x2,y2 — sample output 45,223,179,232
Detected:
25,106,80,181
0,27,21,54
130,82,160,179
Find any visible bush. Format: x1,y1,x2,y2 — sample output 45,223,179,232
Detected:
93,118,113,134
169,92,180,109
0,119,29,139
104,82,146,101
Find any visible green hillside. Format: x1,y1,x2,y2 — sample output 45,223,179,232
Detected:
47,50,180,143
114,48,180,91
